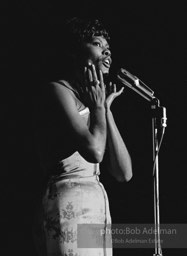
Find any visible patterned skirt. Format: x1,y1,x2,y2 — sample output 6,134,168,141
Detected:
33,175,112,256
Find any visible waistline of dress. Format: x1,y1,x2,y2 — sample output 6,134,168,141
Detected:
48,173,100,185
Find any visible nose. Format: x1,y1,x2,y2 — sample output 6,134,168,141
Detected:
103,48,111,57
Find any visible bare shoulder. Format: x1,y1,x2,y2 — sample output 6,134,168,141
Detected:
43,80,77,111
47,80,74,99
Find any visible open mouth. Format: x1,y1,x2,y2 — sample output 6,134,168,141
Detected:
102,58,111,68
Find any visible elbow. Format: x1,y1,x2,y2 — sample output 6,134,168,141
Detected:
124,171,133,182
109,157,133,182
116,165,133,183
124,165,133,182
123,158,133,182
116,172,133,183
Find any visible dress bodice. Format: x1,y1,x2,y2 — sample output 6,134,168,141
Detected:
53,107,100,179
36,80,100,180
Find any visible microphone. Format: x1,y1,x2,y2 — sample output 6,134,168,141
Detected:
117,68,155,102
116,68,167,130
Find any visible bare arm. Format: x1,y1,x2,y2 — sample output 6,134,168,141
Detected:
43,65,107,163
105,84,133,182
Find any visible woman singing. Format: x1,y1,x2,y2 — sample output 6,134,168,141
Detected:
32,17,132,256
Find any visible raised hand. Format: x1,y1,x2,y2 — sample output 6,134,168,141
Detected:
80,64,106,110
105,82,124,110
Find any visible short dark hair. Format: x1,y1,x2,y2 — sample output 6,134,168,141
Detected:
64,17,110,54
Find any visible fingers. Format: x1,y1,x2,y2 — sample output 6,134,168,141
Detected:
84,66,94,91
119,87,124,94
91,64,104,90
85,64,98,85
108,82,112,94
108,82,116,94
84,64,97,86
84,64,105,89
88,68,93,82
98,69,105,91
91,64,98,82
113,84,117,93
82,64,106,109
84,67,88,84
98,69,104,84
109,82,124,95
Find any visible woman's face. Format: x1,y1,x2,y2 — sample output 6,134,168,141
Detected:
81,36,112,74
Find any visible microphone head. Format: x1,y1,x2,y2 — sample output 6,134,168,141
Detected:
117,68,136,89
117,67,155,101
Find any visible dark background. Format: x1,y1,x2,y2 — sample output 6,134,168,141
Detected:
2,1,187,255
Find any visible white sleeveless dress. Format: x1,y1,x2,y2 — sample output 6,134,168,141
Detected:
33,105,113,256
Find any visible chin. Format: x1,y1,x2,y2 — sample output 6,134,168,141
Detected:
96,63,110,75
101,67,110,74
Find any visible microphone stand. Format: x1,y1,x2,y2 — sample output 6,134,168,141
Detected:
151,98,166,256
117,69,167,256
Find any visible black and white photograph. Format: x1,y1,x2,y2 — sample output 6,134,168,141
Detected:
2,1,186,255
